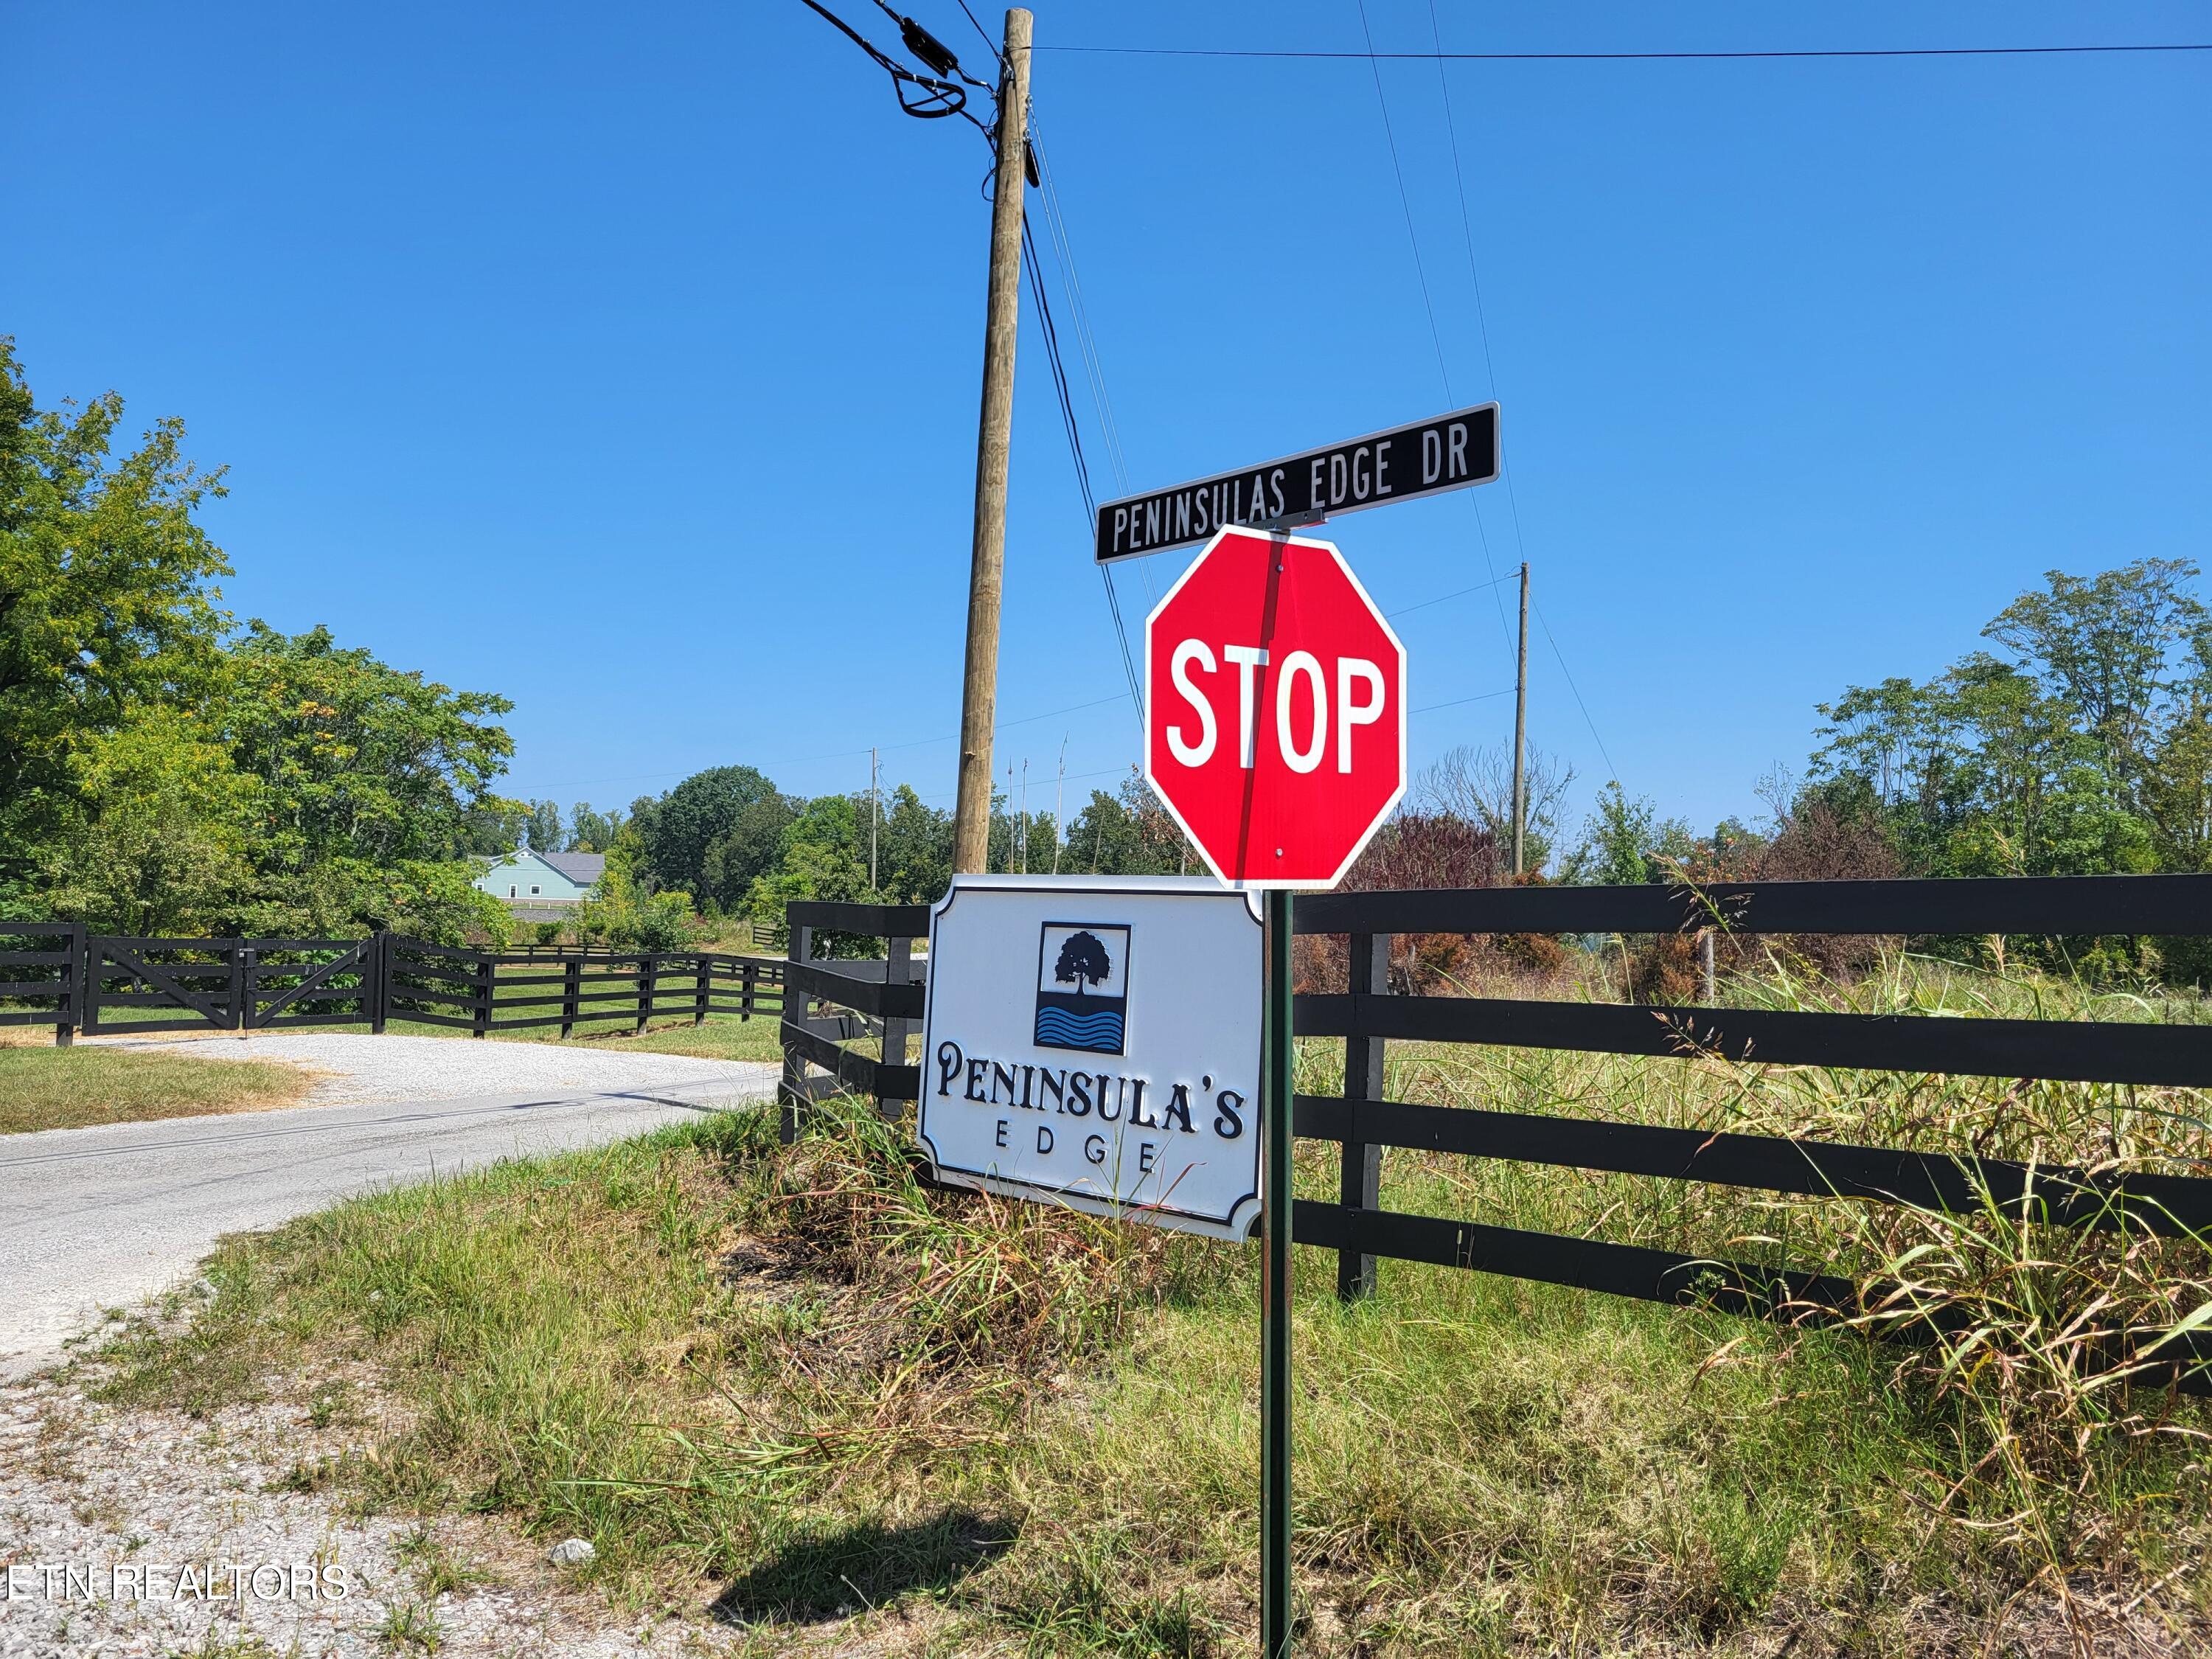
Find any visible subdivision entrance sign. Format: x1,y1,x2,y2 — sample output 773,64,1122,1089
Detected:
916,874,1262,1239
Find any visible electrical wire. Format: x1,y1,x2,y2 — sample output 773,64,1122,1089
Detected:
1385,574,1514,619
1026,117,1161,725
1037,41,2212,62
1353,0,1514,658
1412,688,1515,715
1020,172,1147,736
1534,603,1619,785
794,0,992,135
1426,1,1537,599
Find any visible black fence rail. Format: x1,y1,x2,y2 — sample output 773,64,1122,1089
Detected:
0,928,783,1043
80,935,382,1035
384,939,785,1037
777,900,928,1137
0,920,85,1044
1289,873,2212,1392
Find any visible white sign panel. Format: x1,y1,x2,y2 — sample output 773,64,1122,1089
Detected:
917,874,1262,1239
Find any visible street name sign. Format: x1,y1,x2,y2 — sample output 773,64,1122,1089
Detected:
1094,400,1499,564
1144,526,1408,888
916,873,1263,1239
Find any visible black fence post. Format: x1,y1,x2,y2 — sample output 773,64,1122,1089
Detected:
694,953,709,1026
227,942,248,1032
636,954,655,1034
877,931,913,1119
56,922,83,1047
740,960,757,1021
1338,931,1391,1301
370,931,389,1034
779,914,813,1144
560,956,580,1039
473,952,493,1039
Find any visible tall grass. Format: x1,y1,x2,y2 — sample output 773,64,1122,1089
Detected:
92,955,2212,1653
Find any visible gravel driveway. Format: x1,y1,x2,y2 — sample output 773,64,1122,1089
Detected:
2,1036,781,1382
84,1031,774,1105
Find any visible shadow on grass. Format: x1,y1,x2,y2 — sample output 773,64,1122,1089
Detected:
711,1508,1016,1624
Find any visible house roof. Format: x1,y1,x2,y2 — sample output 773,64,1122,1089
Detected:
539,851,606,886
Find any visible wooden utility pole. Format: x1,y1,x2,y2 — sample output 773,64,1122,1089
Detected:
1512,561,1529,876
951,7,1033,874
869,746,879,891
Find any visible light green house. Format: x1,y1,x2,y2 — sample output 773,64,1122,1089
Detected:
475,849,605,919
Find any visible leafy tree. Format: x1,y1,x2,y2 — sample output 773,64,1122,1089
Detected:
33,708,255,935
0,339,232,881
874,784,951,903
1982,559,2207,804
524,799,563,852
1063,770,1197,876
572,826,692,951
700,793,801,911
632,765,779,897
742,794,879,954
223,622,518,869
566,801,624,852
1565,782,1694,885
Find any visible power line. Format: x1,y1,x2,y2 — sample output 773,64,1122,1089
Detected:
913,760,1131,804
1020,133,1148,734
1426,1,1537,598
1386,574,1513,619
1352,0,1514,658
1533,602,1620,786
1412,688,1515,716
1038,41,2212,63
793,0,990,131
529,692,1128,793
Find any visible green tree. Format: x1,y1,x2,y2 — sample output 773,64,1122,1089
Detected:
1983,558,2208,805
223,621,518,870
1062,770,1196,876
1566,782,1694,885
874,784,951,902
33,707,255,935
700,793,801,911
631,765,779,897
740,795,881,954
566,801,624,852
0,340,232,882
572,826,692,951
524,799,563,852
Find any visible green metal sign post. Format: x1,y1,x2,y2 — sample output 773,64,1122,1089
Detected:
1261,886,1294,1656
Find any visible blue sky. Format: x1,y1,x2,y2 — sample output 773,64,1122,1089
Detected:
7,1,2207,849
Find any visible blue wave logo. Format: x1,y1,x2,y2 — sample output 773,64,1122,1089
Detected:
1034,1006,1125,1054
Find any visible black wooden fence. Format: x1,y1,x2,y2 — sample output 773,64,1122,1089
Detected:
773,874,2212,1392
0,925,784,1042
1291,873,2212,1391
775,900,928,1138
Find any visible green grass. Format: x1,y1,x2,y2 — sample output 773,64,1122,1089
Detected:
0,1043,311,1134
94,994,2212,1659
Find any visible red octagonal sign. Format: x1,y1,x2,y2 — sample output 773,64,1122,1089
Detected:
1145,526,1407,889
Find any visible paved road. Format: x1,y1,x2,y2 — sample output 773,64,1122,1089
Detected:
0,1071,777,1381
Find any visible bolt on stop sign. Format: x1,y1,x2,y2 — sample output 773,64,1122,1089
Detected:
1145,526,1407,888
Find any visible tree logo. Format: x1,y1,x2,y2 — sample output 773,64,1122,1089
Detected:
1034,922,1130,1054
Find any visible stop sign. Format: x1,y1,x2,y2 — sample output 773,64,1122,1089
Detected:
1144,526,1407,888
